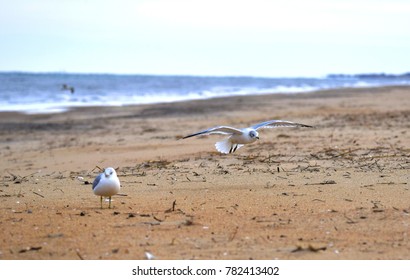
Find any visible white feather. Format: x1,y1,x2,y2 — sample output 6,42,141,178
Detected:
215,139,244,154
215,139,232,154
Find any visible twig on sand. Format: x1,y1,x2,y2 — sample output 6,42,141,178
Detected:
76,249,84,260
92,166,104,173
229,226,239,242
291,244,327,253
19,246,42,253
165,200,177,213
32,191,45,198
7,171,38,184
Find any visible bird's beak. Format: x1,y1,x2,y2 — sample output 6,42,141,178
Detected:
256,136,260,139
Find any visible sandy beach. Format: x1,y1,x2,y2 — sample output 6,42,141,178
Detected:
0,86,409,260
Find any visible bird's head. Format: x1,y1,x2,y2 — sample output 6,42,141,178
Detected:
104,167,116,178
249,130,259,140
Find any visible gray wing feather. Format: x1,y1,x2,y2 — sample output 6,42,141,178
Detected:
182,126,243,139
92,173,103,190
252,120,313,130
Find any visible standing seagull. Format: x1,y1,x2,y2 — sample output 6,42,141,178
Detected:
182,119,312,154
92,167,121,209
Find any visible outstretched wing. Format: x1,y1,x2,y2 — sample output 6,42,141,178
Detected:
182,126,243,139
251,120,313,130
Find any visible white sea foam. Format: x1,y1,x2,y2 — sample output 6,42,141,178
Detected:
0,72,409,114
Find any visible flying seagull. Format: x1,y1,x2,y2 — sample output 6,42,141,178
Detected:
182,119,312,154
92,167,121,208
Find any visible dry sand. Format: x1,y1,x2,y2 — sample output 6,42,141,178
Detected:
0,86,409,260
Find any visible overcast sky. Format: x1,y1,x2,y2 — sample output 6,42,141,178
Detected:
1,0,409,77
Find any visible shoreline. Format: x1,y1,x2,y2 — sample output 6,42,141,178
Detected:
0,85,409,259
1,85,410,116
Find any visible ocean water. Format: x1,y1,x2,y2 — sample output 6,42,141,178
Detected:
0,72,409,114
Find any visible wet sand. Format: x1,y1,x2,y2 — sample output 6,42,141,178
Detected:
0,86,409,259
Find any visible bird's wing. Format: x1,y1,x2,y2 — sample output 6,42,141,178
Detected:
92,173,103,190
182,126,243,139
251,120,313,130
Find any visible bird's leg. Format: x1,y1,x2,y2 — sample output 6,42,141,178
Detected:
100,196,103,209
108,196,112,209
230,144,238,153
233,144,239,153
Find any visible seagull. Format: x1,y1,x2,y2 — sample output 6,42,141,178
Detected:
61,84,75,94
92,167,121,209
182,119,312,154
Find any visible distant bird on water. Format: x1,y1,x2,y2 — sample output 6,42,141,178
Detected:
61,84,75,94
92,167,121,209
182,119,312,154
